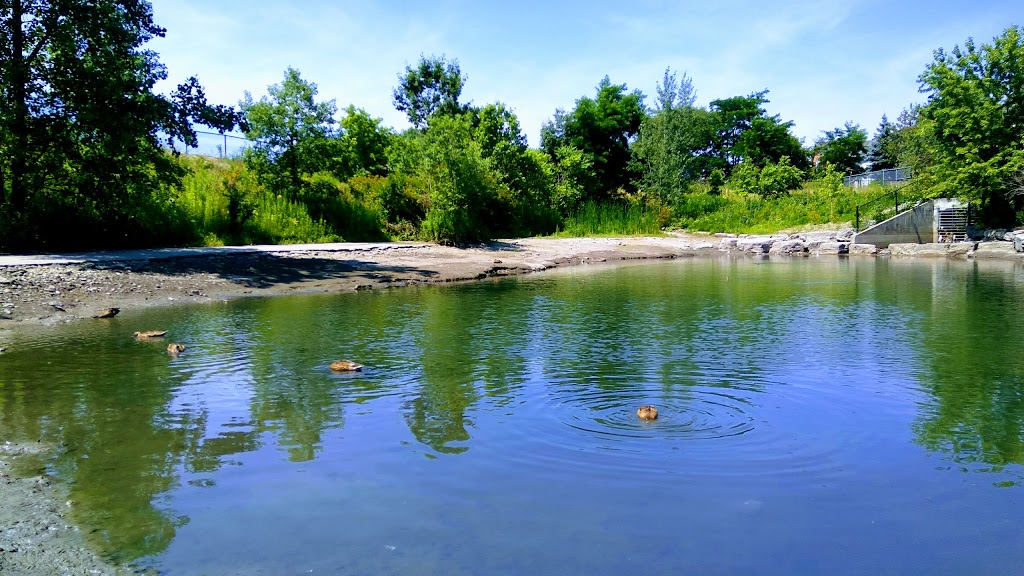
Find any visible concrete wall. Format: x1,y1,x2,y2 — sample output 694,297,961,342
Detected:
853,200,934,248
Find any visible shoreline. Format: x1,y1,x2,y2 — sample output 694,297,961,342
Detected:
1,232,1022,327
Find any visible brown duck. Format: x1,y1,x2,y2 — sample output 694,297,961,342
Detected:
330,360,363,372
134,330,167,339
637,405,659,420
167,343,186,355
93,307,120,319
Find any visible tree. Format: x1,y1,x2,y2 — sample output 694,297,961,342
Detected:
705,91,807,175
392,55,468,129
918,25,1024,225
240,67,341,199
340,105,393,177
813,122,868,175
632,68,715,201
0,0,241,247
540,76,646,199
867,115,899,171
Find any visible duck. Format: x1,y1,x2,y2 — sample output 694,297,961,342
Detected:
93,307,120,319
133,330,167,339
330,360,363,372
167,343,186,355
637,405,659,420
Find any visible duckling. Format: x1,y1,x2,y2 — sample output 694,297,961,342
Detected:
93,307,120,319
637,405,659,420
133,330,167,339
330,360,363,372
167,343,186,355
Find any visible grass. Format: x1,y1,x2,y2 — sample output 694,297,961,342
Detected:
552,201,664,237
671,180,931,234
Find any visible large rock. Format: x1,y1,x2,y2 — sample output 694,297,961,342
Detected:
888,243,949,257
736,237,775,254
811,242,850,255
797,231,838,244
768,240,807,255
946,242,977,258
1013,232,1024,253
849,243,878,255
835,228,855,242
719,238,739,251
972,241,1021,259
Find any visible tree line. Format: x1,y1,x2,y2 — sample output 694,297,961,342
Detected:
1,2,1022,250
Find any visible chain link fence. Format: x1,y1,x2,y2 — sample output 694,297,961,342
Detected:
843,167,912,188
174,130,250,158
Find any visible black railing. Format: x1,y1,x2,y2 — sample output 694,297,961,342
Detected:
854,179,925,231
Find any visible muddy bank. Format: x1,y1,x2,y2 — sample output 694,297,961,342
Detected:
0,442,128,576
0,236,720,326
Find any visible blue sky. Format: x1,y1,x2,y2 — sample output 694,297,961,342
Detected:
148,0,1020,147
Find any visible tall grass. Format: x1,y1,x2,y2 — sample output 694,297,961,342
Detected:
553,201,663,237
672,180,929,234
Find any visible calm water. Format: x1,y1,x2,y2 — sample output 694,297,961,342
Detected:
2,257,1023,575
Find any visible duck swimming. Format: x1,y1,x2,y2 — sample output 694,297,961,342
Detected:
93,307,120,319
167,343,186,355
330,360,363,372
637,405,659,420
133,330,167,339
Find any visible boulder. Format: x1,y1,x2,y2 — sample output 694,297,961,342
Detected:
768,240,807,255
736,237,775,254
835,228,855,242
888,243,949,257
1013,232,1024,253
798,231,838,244
719,238,739,251
849,244,879,255
811,242,849,255
946,242,977,258
972,241,1020,259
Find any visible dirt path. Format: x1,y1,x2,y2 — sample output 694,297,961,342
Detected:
0,235,720,326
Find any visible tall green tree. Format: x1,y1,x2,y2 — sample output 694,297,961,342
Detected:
392,55,468,129
814,122,868,175
706,91,807,175
240,67,342,199
867,114,899,171
0,0,240,247
340,105,393,177
540,76,646,200
632,68,715,201
918,25,1024,225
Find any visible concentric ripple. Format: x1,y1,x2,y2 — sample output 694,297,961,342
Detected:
553,384,757,441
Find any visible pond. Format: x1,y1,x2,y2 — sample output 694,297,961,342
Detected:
1,257,1023,575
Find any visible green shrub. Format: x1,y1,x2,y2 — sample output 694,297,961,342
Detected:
554,201,662,237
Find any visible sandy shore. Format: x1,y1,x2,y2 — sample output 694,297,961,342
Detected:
0,235,722,326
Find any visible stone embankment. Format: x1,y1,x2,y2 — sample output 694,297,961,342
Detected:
714,229,1024,260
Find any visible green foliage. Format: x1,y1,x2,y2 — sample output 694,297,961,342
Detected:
240,68,343,199
340,106,394,177
673,179,900,234
633,68,715,203
918,25,1024,225
541,76,646,199
550,145,595,216
0,0,241,250
554,201,662,237
708,169,725,195
707,91,808,175
867,115,899,171
392,55,468,129
728,157,804,198
814,122,868,175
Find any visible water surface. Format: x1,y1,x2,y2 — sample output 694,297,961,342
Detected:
1,257,1023,575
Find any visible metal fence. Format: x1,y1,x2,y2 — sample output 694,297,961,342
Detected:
175,130,250,158
843,167,912,188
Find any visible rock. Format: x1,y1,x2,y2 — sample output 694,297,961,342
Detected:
719,238,739,251
714,233,737,238
736,237,775,254
946,242,977,258
811,242,849,255
797,231,838,244
836,228,855,242
888,243,949,257
849,244,879,255
768,240,807,255
972,241,1021,259
1013,233,1024,253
